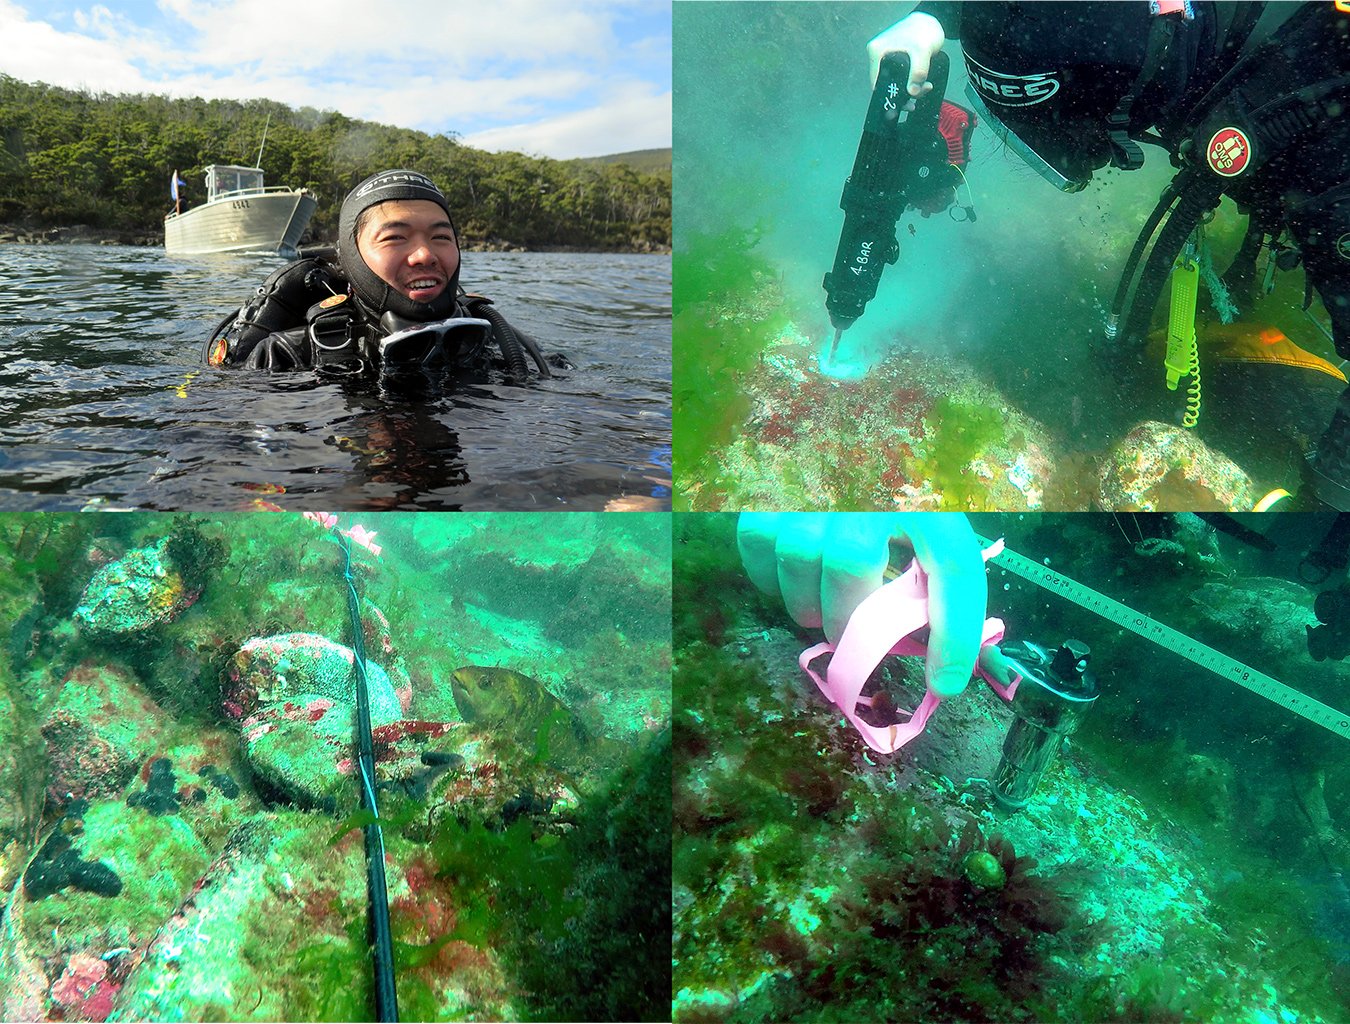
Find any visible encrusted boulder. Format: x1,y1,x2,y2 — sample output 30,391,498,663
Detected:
41,662,172,807
0,672,44,897
119,733,261,850
74,539,200,637
7,798,211,1017
111,812,519,1022
223,632,402,723
240,692,472,813
1097,421,1255,511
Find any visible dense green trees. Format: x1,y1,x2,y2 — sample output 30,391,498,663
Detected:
0,76,670,251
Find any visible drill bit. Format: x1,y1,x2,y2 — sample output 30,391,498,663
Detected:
828,327,843,364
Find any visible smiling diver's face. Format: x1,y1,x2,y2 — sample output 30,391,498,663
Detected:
355,199,461,304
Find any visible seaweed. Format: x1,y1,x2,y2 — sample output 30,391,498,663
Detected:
746,818,1087,1024
673,227,793,505
673,512,775,648
911,396,1008,511
164,515,227,590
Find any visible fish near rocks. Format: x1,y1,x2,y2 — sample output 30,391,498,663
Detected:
450,666,589,767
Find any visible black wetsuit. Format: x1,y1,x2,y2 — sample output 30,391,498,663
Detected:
919,1,1350,506
206,254,547,378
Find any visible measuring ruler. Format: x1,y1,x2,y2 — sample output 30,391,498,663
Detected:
976,535,1350,742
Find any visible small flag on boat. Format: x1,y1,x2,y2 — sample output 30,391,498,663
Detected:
170,170,187,201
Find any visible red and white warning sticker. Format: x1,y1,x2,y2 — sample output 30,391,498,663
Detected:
1206,126,1252,176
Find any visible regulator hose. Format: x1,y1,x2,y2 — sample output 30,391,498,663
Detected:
1119,179,1224,347
465,297,543,378
509,324,553,378
1107,180,1181,337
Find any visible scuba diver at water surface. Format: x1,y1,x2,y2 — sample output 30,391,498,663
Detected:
205,169,558,379
846,2,1350,509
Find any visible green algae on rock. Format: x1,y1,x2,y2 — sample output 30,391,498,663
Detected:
684,342,1058,511
1096,420,1256,511
1,511,670,1023
74,538,201,638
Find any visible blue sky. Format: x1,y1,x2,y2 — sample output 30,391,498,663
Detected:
0,0,671,159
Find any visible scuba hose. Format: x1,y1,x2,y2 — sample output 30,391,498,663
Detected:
1110,169,1225,349
337,530,399,1023
1103,3,1322,352
1104,180,1181,341
463,295,550,378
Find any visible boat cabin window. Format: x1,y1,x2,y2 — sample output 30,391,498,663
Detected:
205,165,265,201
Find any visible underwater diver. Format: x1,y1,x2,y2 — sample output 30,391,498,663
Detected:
738,512,989,700
865,2,1350,509
205,169,556,379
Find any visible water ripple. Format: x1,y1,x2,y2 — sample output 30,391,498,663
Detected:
0,244,670,510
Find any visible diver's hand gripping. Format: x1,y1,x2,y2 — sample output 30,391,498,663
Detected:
799,538,1011,755
867,11,947,94
823,48,951,334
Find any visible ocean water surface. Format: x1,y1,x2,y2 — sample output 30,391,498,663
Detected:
0,245,671,511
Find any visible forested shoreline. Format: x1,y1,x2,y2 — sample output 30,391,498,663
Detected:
0,76,671,252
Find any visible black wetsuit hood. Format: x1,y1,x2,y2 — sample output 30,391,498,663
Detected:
337,169,462,322
955,2,1203,186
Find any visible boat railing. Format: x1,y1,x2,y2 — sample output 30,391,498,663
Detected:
208,185,311,203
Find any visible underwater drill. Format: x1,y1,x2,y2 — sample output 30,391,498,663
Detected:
823,49,957,360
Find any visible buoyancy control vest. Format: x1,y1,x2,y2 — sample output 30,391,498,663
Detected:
204,249,552,378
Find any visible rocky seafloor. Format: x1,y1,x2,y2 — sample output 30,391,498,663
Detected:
673,512,1349,1023
0,512,672,1023
676,270,1289,513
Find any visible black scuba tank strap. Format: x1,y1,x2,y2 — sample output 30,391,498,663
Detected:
305,292,366,373
1311,387,1350,512
1108,3,1195,171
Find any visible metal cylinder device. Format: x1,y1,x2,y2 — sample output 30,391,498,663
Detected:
993,639,1098,810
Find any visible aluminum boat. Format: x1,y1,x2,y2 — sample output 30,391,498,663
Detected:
164,164,317,257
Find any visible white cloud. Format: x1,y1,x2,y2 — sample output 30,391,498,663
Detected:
0,0,148,93
149,0,620,73
0,0,670,158
463,85,671,160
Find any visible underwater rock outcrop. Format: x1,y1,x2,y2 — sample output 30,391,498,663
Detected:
224,632,402,723
239,693,468,813
685,344,1060,511
225,632,460,812
73,538,201,637
1097,420,1255,510
0,672,44,897
1188,576,1322,668
0,797,212,1023
41,662,171,807
112,811,521,1022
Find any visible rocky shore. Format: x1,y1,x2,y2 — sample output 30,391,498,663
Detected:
0,223,669,254
0,224,159,246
